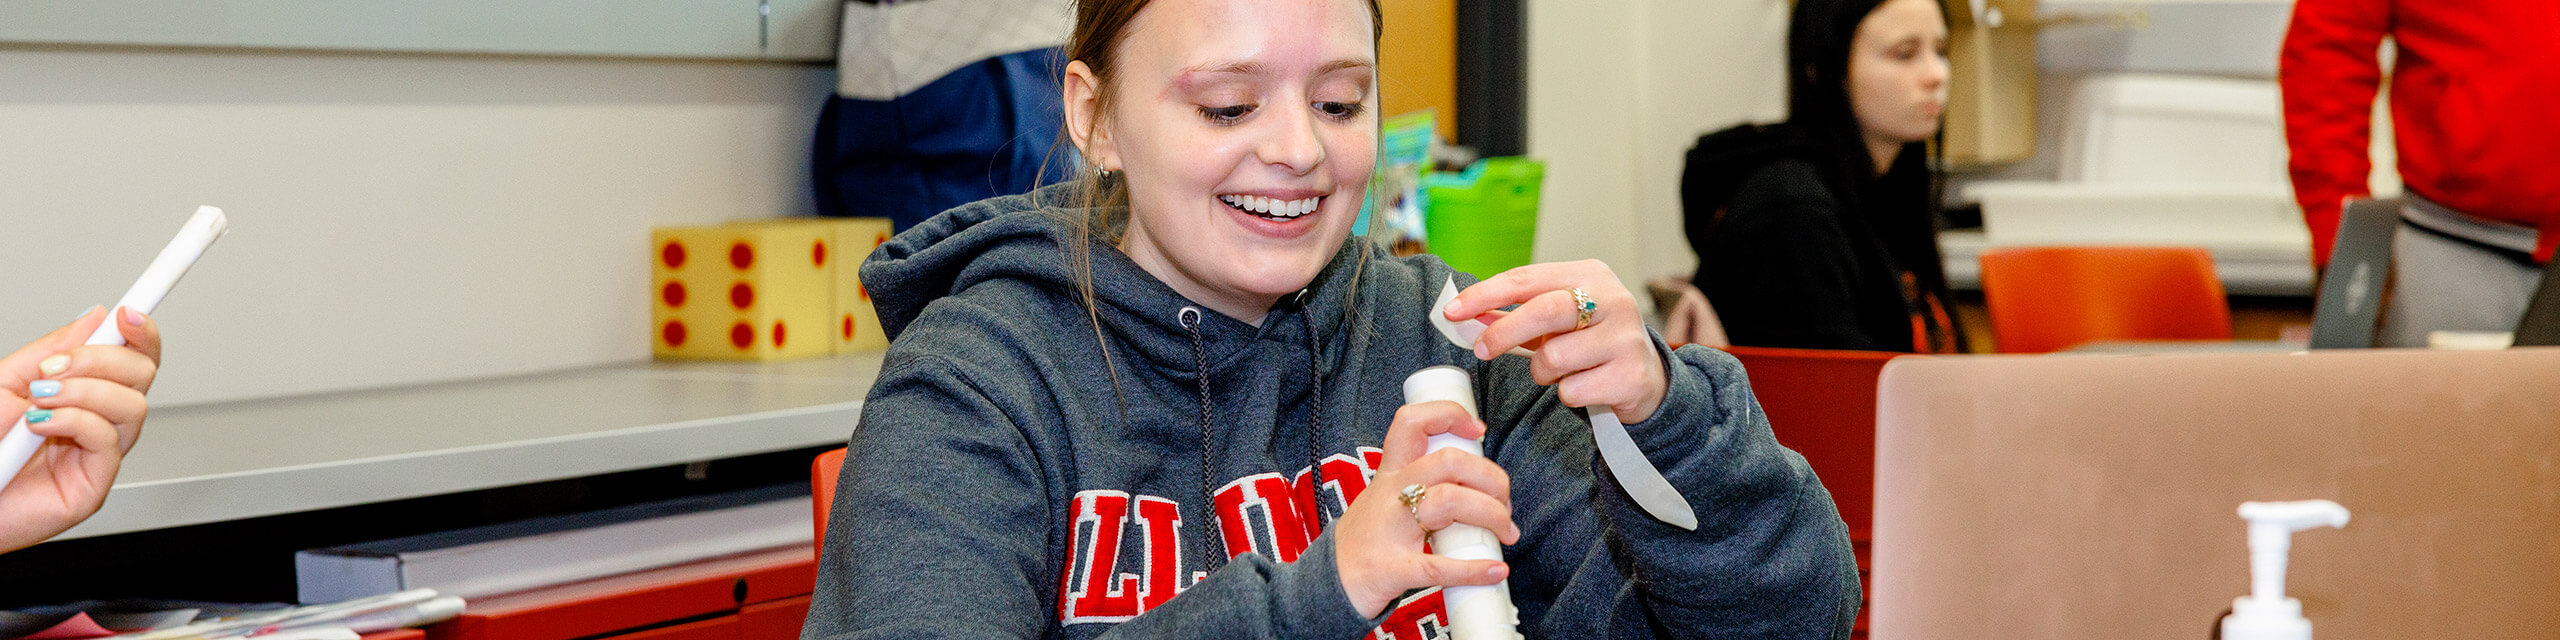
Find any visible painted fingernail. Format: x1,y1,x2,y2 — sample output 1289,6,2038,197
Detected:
38,354,69,377
121,307,146,327
24,408,52,424
30,380,61,399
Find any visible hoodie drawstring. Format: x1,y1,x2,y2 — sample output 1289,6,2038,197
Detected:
1301,307,1329,522
1181,301,1333,576
1179,307,1222,573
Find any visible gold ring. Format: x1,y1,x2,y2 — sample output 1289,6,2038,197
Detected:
1398,483,1432,533
1569,287,1596,331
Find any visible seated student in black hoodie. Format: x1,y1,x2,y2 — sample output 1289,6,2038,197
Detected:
1684,0,1966,353
802,0,1861,637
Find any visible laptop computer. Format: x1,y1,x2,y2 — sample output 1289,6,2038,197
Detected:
2512,255,2560,346
1871,349,2560,639
2308,197,2401,349
2310,195,2560,348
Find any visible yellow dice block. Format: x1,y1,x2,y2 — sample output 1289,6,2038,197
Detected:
828,218,896,354
652,222,837,361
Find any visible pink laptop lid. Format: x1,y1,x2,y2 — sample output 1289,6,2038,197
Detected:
1872,348,2560,639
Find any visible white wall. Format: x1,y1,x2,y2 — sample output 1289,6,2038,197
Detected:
0,47,830,408
1525,0,2408,293
1959,2,2399,198
7,0,1777,407
1526,0,1790,299
1629,0,1793,285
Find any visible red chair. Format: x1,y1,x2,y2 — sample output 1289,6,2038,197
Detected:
1719,345,1901,638
1977,246,2232,353
812,448,846,545
1722,346,1896,540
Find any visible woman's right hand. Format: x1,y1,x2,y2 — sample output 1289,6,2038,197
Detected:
1333,400,1521,618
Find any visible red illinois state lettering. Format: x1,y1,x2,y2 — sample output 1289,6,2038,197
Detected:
1061,491,1193,624
1213,473,1312,562
1059,491,1140,623
1294,448,1383,532
1369,588,1451,640
1056,449,1441,630
1132,495,1190,611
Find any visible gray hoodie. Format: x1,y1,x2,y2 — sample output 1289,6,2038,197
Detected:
804,182,1859,639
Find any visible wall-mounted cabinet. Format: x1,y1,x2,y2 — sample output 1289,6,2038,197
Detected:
1943,0,2041,167
0,0,843,61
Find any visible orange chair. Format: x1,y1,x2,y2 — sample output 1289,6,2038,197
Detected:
1977,246,2232,353
812,448,846,545
1719,345,1901,638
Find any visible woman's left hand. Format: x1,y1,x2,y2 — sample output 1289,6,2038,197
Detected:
0,306,161,554
1444,260,1670,423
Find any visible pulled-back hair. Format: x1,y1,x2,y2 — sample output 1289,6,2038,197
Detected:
1039,0,1388,425
1047,0,1385,216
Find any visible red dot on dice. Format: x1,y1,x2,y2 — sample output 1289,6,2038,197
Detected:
730,322,754,349
841,314,855,340
773,321,788,347
812,240,828,268
662,320,688,347
661,242,687,269
730,282,755,309
661,281,687,308
729,243,755,270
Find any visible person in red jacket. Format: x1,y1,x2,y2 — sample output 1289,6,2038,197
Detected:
2280,0,2560,346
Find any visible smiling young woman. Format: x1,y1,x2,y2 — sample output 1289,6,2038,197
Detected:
802,1,1861,637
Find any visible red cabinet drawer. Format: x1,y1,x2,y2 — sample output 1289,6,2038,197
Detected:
737,596,811,640
605,616,736,640
429,546,814,640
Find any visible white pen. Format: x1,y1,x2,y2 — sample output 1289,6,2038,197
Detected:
118,589,433,640
321,596,466,635
0,206,228,492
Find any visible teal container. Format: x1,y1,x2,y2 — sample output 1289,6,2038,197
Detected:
1422,157,1546,279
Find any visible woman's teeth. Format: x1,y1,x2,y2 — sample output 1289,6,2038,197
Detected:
1219,194,1319,218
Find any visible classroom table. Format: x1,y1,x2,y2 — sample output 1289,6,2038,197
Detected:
2062,340,2304,354
56,354,884,540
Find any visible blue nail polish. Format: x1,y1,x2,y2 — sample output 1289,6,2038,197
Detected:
30,380,61,399
24,409,52,424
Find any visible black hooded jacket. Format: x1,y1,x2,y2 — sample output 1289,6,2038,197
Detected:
1681,123,1932,352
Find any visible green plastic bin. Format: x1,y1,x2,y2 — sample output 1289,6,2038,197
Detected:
1422,157,1546,279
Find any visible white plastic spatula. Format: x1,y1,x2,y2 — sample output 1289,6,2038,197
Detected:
1431,278,1699,530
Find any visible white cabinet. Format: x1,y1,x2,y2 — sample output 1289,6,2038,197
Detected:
0,0,845,61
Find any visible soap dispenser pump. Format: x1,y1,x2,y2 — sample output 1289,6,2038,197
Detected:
2219,500,2349,640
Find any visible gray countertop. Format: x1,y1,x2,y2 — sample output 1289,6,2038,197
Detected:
58,353,883,540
